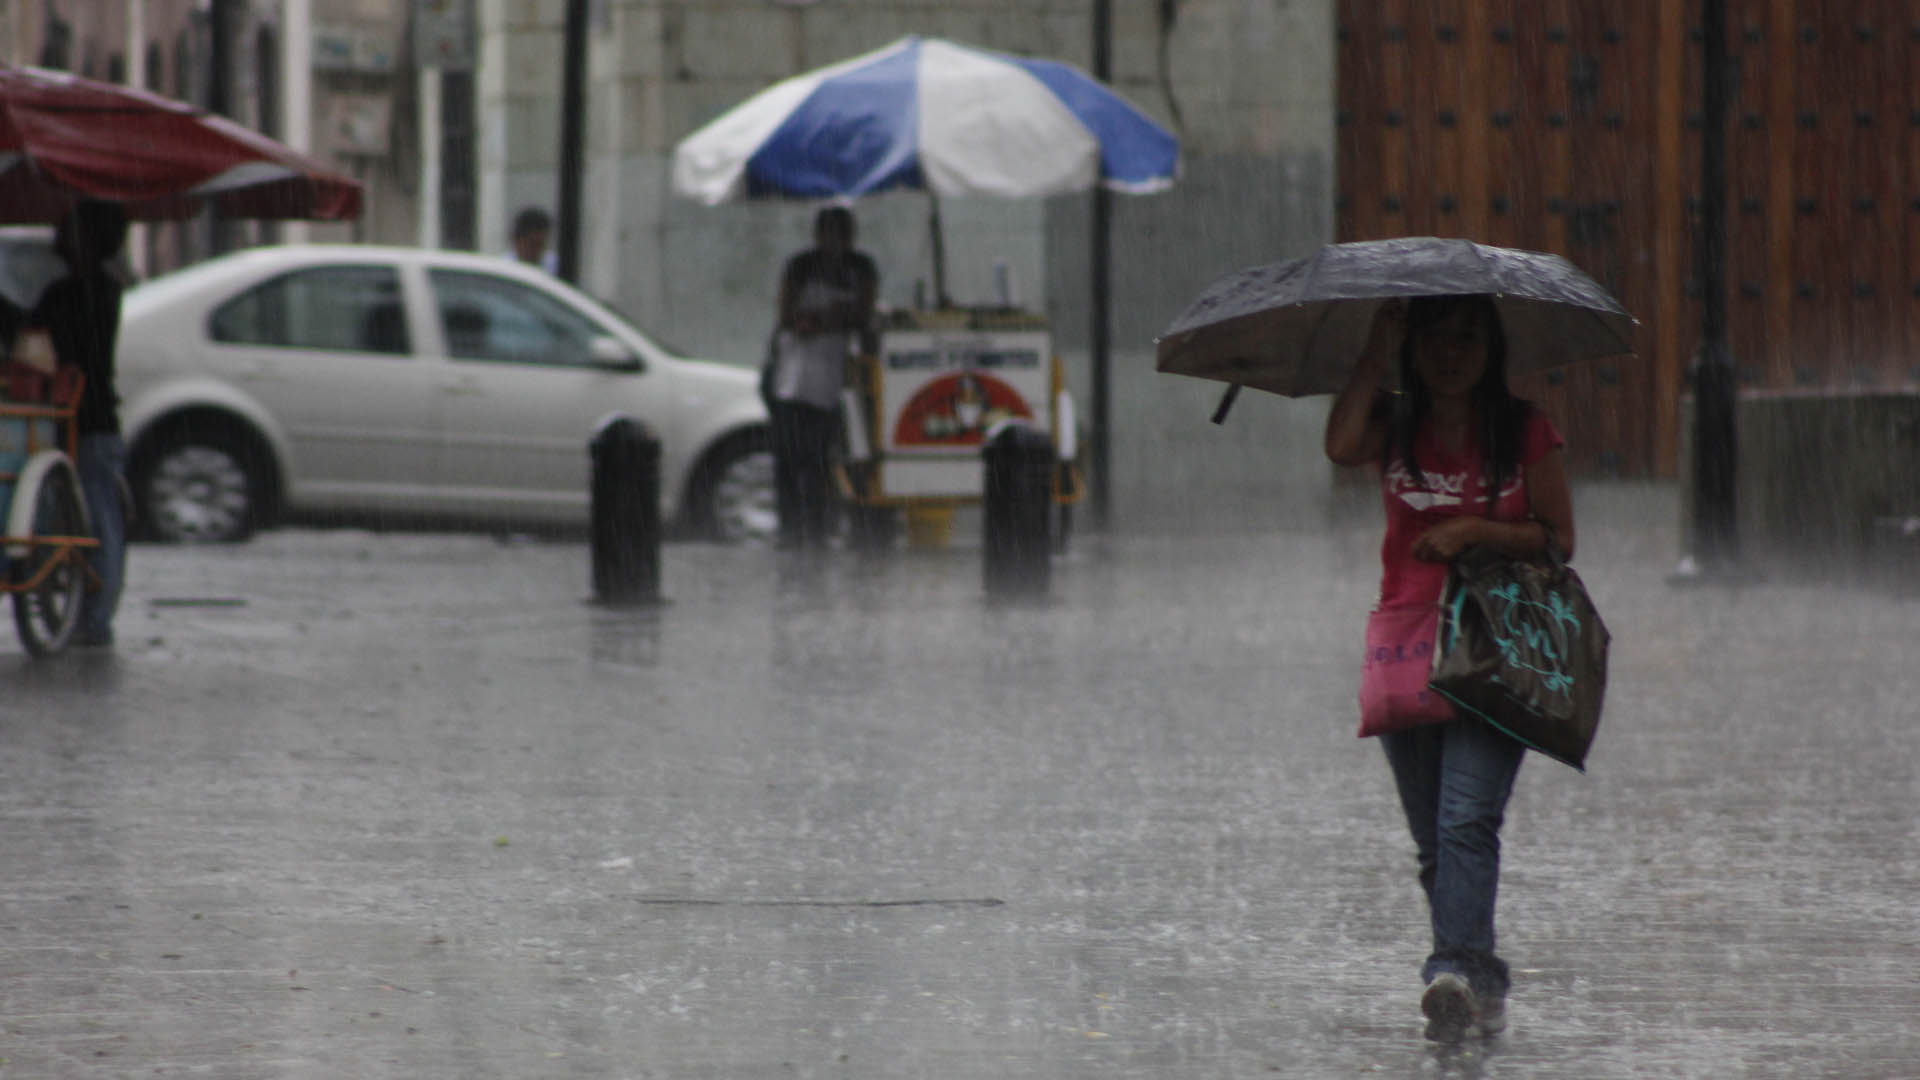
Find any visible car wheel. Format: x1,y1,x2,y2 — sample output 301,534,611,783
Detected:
131,428,272,543
687,430,777,544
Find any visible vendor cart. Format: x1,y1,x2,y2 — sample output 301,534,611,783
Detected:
836,309,1081,547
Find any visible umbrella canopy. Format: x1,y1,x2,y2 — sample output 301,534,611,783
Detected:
0,65,362,224
1156,237,1637,400
671,35,1179,205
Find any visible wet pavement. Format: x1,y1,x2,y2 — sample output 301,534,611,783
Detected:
2,484,1917,1079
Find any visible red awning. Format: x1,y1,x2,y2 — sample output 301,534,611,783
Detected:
0,65,362,223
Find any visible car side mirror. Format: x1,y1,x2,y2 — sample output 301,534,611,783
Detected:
590,335,641,371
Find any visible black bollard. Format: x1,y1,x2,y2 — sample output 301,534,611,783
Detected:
982,421,1055,596
589,416,662,605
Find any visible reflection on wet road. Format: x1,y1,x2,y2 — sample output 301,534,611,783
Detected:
2,486,1915,1077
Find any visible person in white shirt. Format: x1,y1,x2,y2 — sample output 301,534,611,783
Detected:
765,207,878,549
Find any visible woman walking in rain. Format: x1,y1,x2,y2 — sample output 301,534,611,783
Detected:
1322,294,1576,1042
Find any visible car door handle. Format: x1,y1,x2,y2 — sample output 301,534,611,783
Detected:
439,377,487,396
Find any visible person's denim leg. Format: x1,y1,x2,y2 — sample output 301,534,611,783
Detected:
1380,720,1526,1001
75,432,126,641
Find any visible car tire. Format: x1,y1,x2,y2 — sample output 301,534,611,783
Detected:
129,423,275,543
684,428,776,544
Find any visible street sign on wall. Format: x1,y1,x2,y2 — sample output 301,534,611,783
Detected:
413,0,474,72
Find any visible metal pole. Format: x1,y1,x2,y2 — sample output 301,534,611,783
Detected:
205,0,238,255
556,0,589,284
1089,0,1113,529
929,192,949,306
206,1,231,116
1690,0,1738,571
440,69,478,250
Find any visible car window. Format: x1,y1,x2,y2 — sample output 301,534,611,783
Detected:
428,269,608,368
210,265,410,354
589,293,683,356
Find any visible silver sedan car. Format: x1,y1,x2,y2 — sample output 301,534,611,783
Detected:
117,245,774,543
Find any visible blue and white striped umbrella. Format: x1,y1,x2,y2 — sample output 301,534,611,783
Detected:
672,35,1179,205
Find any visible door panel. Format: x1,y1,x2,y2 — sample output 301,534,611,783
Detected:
425,268,658,516
205,264,440,499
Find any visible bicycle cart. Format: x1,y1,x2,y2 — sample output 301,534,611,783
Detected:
0,366,96,656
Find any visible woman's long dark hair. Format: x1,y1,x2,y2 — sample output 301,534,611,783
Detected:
1385,294,1532,510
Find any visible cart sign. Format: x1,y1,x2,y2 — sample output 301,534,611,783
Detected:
877,329,1050,497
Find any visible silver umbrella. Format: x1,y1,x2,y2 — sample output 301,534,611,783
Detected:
1155,237,1637,419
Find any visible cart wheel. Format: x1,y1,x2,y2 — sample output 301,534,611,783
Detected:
11,460,89,657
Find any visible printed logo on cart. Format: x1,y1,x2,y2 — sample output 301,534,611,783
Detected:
893,371,1034,446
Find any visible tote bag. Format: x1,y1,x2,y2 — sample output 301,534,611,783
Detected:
1427,545,1610,770
1358,601,1458,737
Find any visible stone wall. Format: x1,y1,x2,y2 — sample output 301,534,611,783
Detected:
1678,390,1920,577
1045,0,1337,534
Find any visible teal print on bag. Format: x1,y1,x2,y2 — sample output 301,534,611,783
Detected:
1484,582,1579,694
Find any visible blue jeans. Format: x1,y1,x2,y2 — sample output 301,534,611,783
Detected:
1380,720,1526,1000
76,432,126,641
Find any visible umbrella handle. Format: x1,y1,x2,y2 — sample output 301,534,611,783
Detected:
1210,383,1241,425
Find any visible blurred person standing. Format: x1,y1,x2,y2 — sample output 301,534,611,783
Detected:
29,200,131,648
766,206,878,550
507,205,559,274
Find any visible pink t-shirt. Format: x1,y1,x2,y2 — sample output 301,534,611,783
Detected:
1376,406,1564,609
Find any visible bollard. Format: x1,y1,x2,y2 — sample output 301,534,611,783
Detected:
589,416,662,605
982,421,1054,596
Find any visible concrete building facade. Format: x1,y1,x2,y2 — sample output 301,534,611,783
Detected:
1,0,411,256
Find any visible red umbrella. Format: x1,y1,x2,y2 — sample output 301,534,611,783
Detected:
0,65,361,223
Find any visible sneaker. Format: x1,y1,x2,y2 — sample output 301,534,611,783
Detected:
1473,993,1507,1037
1421,973,1476,1043
71,629,114,649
